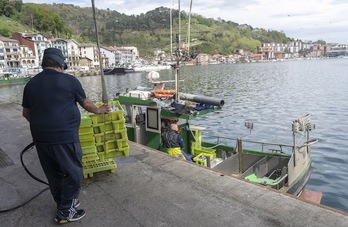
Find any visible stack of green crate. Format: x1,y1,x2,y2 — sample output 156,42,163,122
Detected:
79,114,114,179
79,114,98,163
92,101,129,161
79,100,129,178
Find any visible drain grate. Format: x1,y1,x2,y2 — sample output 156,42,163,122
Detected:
0,147,14,168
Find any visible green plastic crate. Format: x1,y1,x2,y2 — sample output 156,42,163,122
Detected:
94,132,117,143
80,114,92,126
81,145,97,155
192,147,216,159
79,126,93,134
93,122,113,134
79,132,95,142
83,159,117,178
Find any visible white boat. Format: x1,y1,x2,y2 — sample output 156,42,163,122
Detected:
133,65,172,72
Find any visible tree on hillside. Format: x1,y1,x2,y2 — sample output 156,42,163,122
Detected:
18,3,71,37
0,0,23,17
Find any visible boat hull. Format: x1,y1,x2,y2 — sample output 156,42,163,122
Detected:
0,77,31,86
104,67,135,75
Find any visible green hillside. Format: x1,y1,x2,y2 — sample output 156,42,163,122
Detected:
0,2,293,57
0,16,32,37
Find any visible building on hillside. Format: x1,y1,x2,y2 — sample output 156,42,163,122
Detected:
196,53,210,65
11,32,50,67
67,39,80,69
0,37,20,68
114,46,139,65
251,53,264,61
79,44,100,67
0,40,6,68
19,45,36,68
79,56,93,69
102,46,118,67
50,38,68,63
100,47,115,68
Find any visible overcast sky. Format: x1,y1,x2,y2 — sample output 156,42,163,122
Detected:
23,0,348,44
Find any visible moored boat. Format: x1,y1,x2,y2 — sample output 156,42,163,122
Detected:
114,70,317,196
104,67,135,75
0,69,31,86
109,0,316,196
133,65,171,72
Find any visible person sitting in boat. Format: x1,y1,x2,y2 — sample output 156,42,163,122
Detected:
161,123,192,162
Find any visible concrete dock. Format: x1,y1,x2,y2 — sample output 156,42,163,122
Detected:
1,98,347,227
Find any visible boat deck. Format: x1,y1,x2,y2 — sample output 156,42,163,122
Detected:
0,98,347,226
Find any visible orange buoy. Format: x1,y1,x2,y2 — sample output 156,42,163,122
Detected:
152,90,176,98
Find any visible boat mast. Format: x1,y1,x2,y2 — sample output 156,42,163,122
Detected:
175,0,181,102
91,0,108,103
170,3,173,61
187,0,193,53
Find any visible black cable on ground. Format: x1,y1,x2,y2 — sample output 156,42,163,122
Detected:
0,142,50,213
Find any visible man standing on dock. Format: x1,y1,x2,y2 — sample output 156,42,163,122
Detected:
21,48,110,224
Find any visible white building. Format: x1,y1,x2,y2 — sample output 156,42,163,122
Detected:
19,45,36,68
24,33,51,67
100,47,116,68
79,44,100,67
0,37,20,68
0,40,6,68
67,39,80,69
114,46,139,65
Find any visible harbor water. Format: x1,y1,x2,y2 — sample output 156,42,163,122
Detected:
1,58,347,213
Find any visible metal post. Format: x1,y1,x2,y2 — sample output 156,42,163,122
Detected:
91,0,108,103
237,138,243,173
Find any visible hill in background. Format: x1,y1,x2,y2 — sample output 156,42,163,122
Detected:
1,2,295,57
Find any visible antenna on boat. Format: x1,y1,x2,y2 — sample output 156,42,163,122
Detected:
292,113,317,148
187,0,193,53
174,0,181,102
91,0,108,103
170,1,173,61
244,120,254,135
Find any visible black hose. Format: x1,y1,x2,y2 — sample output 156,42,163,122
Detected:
0,142,50,213
20,142,49,186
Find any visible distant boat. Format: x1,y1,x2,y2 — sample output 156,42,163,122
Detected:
0,69,31,86
104,67,135,75
133,65,171,72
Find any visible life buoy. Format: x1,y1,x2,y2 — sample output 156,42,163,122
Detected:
152,90,176,99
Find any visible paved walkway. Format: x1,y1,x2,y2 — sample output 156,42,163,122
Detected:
0,98,347,226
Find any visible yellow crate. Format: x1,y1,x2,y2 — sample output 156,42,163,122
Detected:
94,132,117,143
117,138,129,149
83,159,117,178
80,140,95,147
101,148,129,160
112,119,126,130
96,141,129,154
81,145,97,155
192,147,216,159
79,126,93,134
82,153,99,163
79,132,95,142
193,153,207,166
80,114,92,126
93,122,113,134
90,114,111,124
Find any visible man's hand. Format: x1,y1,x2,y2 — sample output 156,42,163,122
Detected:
80,98,111,114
